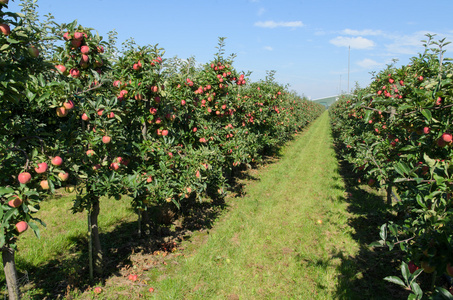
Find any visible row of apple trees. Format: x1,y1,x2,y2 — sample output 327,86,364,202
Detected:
330,34,453,298
0,0,325,298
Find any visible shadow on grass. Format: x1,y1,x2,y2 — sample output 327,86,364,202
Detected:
330,144,410,300
11,193,230,299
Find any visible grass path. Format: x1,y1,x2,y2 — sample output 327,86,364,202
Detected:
150,111,361,299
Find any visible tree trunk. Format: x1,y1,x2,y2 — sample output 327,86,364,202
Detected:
90,198,103,276
386,183,392,206
2,246,21,300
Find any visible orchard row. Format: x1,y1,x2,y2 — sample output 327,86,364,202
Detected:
0,1,324,297
330,35,453,296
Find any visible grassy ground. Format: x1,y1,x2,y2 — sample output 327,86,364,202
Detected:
2,111,409,299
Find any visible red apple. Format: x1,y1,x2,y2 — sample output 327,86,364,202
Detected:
86,150,95,157
181,100,186,105
73,32,84,40
40,180,50,190
56,106,68,117
80,45,90,54
423,127,430,134
15,221,28,233
146,176,153,183
28,45,39,58
97,109,104,116
63,100,74,110
18,172,31,184
55,64,67,74
34,162,48,173
81,113,89,121
58,172,69,181
148,287,154,293
70,68,80,78
442,133,452,143
128,274,138,281
408,261,419,274
102,136,111,144
110,162,119,171
51,156,63,166
70,39,82,48
63,32,70,41
8,196,22,208
0,24,11,36
162,130,169,136
93,287,102,294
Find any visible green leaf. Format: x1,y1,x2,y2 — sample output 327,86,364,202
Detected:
384,276,406,287
379,223,387,241
421,109,432,122
411,282,423,298
401,262,410,282
435,287,453,299
0,187,14,196
28,221,40,239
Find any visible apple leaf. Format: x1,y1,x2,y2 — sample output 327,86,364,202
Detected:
0,187,14,196
434,287,453,299
384,276,406,287
379,223,387,241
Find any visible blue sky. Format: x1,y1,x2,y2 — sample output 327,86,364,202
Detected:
7,0,453,99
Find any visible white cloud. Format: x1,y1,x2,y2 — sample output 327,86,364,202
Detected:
357,58,382,68
254,20,304,29
342,29,383,36
330,36,375,49
264,46,273,51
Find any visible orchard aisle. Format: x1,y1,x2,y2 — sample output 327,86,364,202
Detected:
151,111,361,300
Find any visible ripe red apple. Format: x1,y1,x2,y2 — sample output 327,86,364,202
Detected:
97,46,104,53
70,68,80,78
81,113,89,121
73,32,84,40
97,109,104,116
63,100,74,110
0,23,11,36
15,221,28,233
55,65,67,74
181,100,186,105
28,45,39,58
8,196,22,208
148,287,154,293
110,162,119,171
40,180,50,190
63,32,70,40
146,176,153,183
34,162,48,173
18,172,32,184
86,150,95,157
58,172,69,181
70,39,82,48
80,45,90,54
102,136,111,144
51,156,63,166
133,63,141,70
128,274,138,281
442,133,452,143
423,127,430,134
93,287,102,294
162,130,169,136
56,106,68,117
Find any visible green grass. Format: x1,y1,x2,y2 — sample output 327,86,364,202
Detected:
139,112,362,299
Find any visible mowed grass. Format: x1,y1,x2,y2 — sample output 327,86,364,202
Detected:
0,192,137,299
143,112,362,299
